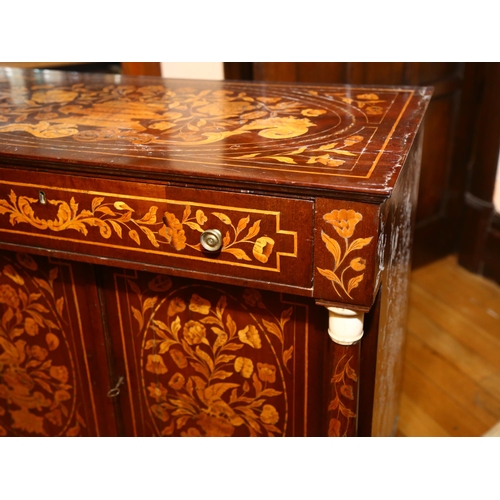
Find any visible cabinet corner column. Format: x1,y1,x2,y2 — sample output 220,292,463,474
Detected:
325,306,364,346
319,304,364,437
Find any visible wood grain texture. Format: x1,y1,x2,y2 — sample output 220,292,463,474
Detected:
397,255,500,437
0,67,431,200
246,62,476,267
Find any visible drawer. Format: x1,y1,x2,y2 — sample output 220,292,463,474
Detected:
0,168,313,290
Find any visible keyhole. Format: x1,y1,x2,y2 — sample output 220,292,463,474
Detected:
39,191,47,205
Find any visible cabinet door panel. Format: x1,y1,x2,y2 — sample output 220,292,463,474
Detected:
0,251,115,436
102,268,328,437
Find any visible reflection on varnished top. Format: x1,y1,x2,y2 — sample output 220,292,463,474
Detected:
0,68,432,195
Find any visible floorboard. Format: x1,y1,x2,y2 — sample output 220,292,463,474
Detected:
396,255,500,437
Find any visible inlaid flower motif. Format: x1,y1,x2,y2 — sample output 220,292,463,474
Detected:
357,93,379,101
260,404,279,425
237,325,262,349
195,210,207,225
167,296,186,317
350,257,366,271
11,409,46,435
307,154,344,167
148,274,172,292
146,354,168,374
197,413,234,437
45,409,63,427
3,368,34,392
49,365,69,384
234,357,254,378
301,108,327,117
46,333,59,351
30,345,48,361
318,208,373,299
16,253,38,271
168,372,185,390
163,213,187,251
169,349,188,368
242,288,263,308
0,284,19,309
150,404,169,422
183,320,208,345
197,100,255,118
257,363,276,383
24,317,40,336
54,390,71,402
148,382,168,402
189,294,211,315
343,135,364,147
252,237,275,263
324,209,362,238
31,89,78,104
3,264,24,285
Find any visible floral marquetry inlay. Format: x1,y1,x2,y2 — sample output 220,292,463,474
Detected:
327,354,358,437
317,209,373,299
0,253,85,436
0,189,283,266
0,86,323,145
0,69,421,182
126,276,297,436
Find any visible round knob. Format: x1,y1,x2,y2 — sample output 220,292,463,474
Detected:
200,229,223,252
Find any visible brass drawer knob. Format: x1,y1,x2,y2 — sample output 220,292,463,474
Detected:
200,229,223,252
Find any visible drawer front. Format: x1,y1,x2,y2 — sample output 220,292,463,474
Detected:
0,168,313,290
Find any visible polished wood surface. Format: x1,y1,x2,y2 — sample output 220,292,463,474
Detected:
242,62,482,267
0,69,430,436
0,68,431,198
398,255,500,437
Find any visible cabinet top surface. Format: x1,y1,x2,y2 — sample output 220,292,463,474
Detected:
0,68,431,198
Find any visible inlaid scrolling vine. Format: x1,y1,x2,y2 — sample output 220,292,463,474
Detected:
327,354,358,437
317,209,373,299
127,277,296,436
0,190,279,265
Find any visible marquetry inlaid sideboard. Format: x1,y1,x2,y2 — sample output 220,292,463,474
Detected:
0,68,431,437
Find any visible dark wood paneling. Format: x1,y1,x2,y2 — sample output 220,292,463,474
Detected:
121,62,162,77
458,63,500,285
224,62,253,81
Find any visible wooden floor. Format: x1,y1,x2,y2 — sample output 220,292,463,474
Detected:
396,254,500,437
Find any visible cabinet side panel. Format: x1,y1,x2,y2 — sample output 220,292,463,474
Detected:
0,250,115,436
102,269,327,437
371,129,423,436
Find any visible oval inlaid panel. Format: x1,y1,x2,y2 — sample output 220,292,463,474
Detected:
0,253,81,436
136,280,288,437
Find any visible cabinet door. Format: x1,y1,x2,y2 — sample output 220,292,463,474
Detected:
102,268,329,437
0,251,116,436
